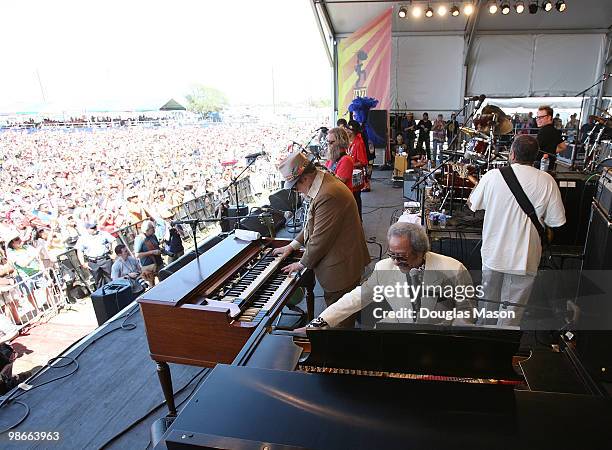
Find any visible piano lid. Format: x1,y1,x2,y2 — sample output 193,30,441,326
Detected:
138,235,258,305
301,326,523,381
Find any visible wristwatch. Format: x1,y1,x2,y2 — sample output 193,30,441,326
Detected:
307,317,329,329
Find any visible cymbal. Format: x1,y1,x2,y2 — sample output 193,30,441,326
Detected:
481,105,513,135
459,126,479,136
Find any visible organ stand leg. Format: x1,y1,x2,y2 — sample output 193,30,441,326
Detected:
156,361,177,417
302,269,316,322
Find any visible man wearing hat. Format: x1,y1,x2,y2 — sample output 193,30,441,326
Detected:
75,222,116,289
274,152,370,327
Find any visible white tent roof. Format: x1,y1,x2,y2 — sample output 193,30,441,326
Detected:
317,0,612,36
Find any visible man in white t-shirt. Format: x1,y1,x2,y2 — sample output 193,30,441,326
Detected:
468,135,566,327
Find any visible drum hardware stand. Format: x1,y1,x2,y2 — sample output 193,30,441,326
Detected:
575,72,610,143
584,127,606,172
412,97,484,223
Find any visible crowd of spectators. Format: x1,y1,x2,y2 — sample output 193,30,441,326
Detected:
0,118,324,328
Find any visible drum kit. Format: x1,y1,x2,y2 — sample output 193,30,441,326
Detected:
583,110,612,172
432,104,513,205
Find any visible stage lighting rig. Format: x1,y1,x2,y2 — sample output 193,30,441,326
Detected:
450,4,460,16
437,4,447,16
514,1,525,13
528,1,539,13
398,6,408,18
425,5,434,17
555,0,566,12
501,2,510,14
463,3,474,15
542,0,552,12
488,1,498,14
412,5,423,17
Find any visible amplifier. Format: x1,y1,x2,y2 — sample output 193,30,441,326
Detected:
240,208,286,237
551,171,596,246
403,170,421,202
594,167,612,219
90,279,135,326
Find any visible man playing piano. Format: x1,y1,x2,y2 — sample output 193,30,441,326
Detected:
306,222,476,328
273,151,370,327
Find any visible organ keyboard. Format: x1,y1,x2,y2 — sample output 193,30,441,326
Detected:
138,234,314,416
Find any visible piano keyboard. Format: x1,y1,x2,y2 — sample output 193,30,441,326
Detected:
298,365,521,385
207,248,300,324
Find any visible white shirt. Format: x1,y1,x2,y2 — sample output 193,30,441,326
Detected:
468,164,566,275
76,231,115,258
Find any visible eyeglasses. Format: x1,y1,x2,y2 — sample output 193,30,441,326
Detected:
386,251,412,263
536,114,550,119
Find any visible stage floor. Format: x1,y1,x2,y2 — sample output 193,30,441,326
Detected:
0,170,403,449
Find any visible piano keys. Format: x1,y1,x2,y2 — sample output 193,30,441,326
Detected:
138,234,314,416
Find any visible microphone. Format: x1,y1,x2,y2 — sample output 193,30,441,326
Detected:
245,151,267,159
313,127,328,132
467,94,486,102
292,141,304,149
171,218,201,226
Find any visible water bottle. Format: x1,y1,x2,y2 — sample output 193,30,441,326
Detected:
540,156,549,172
439,210,447,228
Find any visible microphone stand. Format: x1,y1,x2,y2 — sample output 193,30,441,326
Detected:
223,154,262,215
411,97,484,225
575,73,608,143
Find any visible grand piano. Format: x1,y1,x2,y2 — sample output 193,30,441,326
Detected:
138,234,314,416
156,318,612,449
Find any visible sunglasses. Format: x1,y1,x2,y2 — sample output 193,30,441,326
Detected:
386,251,412,263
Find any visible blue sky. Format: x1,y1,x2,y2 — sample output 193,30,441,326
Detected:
0,0,331,112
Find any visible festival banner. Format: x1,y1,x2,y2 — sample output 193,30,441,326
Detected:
337,8,392,118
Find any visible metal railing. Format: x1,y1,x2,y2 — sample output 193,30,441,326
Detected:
0,269,66,329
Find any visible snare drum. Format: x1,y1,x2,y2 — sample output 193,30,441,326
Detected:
352,169,364,187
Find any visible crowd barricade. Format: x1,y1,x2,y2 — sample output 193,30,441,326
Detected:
0,269,65,329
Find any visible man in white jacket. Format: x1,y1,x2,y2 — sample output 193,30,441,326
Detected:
307,222,477,329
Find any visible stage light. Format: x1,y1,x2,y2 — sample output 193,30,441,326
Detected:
450,5,460,16
515,1,525,13
542,0,552,11
425,5,434,17
501,2,510,14
412,5,423,17
437,5,448,16
555,0,566,12
528,1,538,13
463,3,475,15
398,6,408,18
488,1,498,14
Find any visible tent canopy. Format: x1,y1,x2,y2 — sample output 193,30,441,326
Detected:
159,98,186,111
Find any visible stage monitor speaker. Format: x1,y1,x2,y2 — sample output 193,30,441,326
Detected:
158,234,225,281
367,110,388,165
268,189,301,212
594,167,612,219
240,208,286,237
90,279,134,326
551,172,596,247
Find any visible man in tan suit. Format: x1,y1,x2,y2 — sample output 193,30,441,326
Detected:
274,152,370,326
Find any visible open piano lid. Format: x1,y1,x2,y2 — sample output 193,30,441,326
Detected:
301,325,523,381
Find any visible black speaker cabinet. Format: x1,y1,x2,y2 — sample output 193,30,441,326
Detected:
240,208,286,237
367,109,389,165
158,234,225,281
90,279,134,326
575,202,612,382
226,205,248,230
551,172,596,246
268,189,301,212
